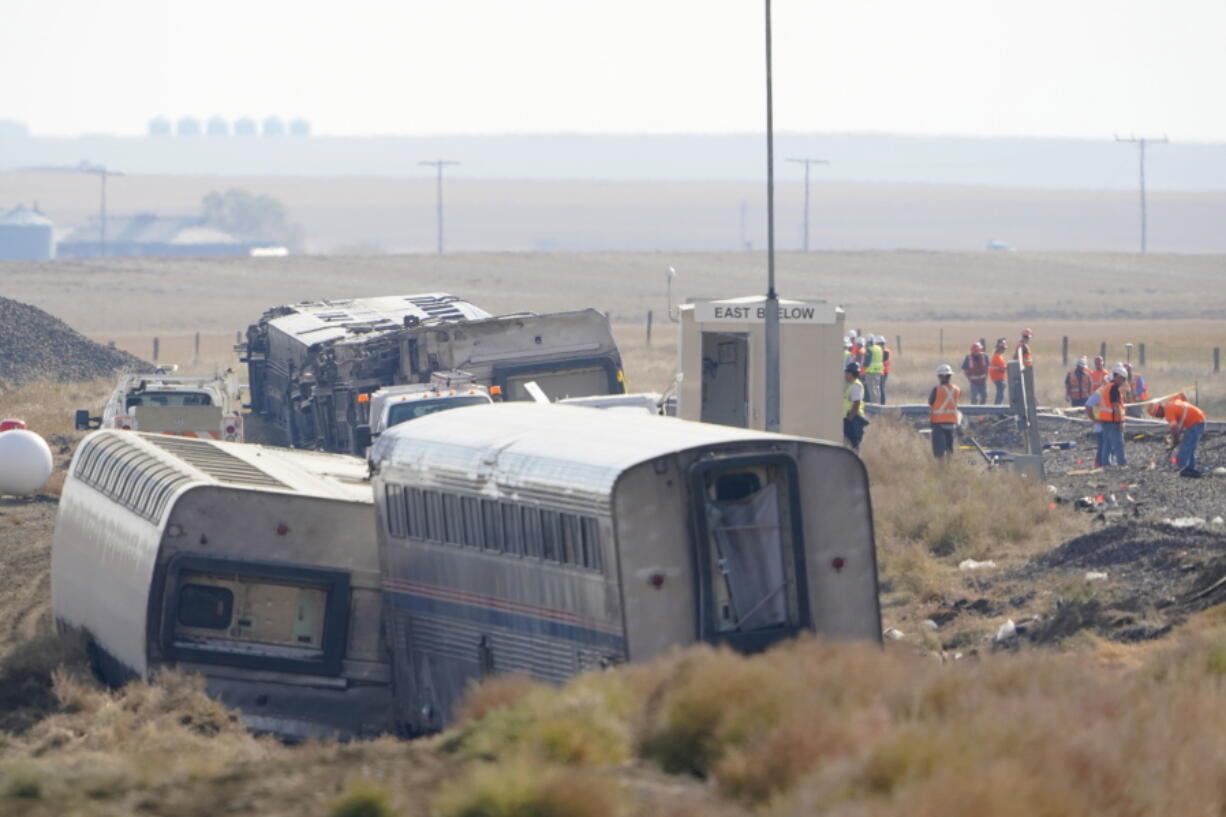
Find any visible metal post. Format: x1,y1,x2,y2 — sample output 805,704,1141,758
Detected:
1116,135,1168,254
1215,348,1221,374
787,157,829,252
896,335,902,356
1062,336,1069,367
1139,343,1146,365
646,310,653,346
763,0,780,433
100,171,108,258
1100,341,1107,361
194,332,201,365
418,159,460,254
939,328,944,358
153,337,159,361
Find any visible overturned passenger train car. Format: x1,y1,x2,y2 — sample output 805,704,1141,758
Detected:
244,293,625,454
52,431,391,739
370,403,881,733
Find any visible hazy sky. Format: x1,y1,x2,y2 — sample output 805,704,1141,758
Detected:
3,0,1224,141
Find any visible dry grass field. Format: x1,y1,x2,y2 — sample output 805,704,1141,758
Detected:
0,251,1224,815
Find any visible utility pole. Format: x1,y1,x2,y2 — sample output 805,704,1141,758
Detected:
1115,135,1167,253
80,163,122,258
418,159,460,254
763,0,780,433
786,157,828,252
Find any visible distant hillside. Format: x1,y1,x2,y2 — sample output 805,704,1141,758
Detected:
3,131,1225,190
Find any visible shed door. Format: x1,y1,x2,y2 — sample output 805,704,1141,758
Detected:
700,332,748,428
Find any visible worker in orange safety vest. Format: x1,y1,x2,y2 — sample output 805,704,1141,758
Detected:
1015,328,1034,368
928,364,961,459
1064,357,1094,407
1148,397,1206,477
989,338,1008,405
1087,365,1128,467
1088,356,1110,389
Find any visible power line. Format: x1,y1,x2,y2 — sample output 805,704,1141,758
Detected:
786,157,829,252
79,162,123,258
1114,135,1168,254
418,159,460,254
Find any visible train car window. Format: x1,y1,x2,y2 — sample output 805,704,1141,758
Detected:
580,517,602,571
540,510,562,562
462,496,483,549
425,491,446,542
406,488,426,538
383,484,405,537
177,584,234,629
521,506,543,558
501,503,523,556
443,494,463,545
481,500,503,552
559,514,579,565
504,366,610,402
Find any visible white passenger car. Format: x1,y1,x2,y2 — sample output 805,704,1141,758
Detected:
52,431,390,739
370,403,881,733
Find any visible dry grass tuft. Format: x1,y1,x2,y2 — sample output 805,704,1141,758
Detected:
432,758,628,817
327,779,395,817
0,631,90,734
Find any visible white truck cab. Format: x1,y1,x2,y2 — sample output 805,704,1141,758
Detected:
77,370,245,443
356,371,494,455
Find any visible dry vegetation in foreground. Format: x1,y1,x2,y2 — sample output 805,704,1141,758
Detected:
13,625,1226,816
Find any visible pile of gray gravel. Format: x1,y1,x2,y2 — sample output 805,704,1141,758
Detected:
0,296,151,386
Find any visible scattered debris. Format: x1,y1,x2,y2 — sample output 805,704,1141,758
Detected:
959,558,997,571
883,627,906,641
1164,517,1206,528
994,619,1017,643
922,619,939,631
1085,571,1109,582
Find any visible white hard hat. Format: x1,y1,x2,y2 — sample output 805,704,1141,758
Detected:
876,335,885,343
1077,356,1088,366
936,364,954,376
1112,364,1129,377
848,329,858,337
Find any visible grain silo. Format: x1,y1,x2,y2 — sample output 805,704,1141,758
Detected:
262,116,285,136
0,206,54,261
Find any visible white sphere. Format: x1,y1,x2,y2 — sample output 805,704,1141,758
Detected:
0,430,54,496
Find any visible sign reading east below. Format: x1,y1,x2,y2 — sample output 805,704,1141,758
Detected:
692,299,838,324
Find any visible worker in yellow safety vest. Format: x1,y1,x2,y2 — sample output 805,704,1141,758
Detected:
863,336,885,404
842,361,868,452
928,364,961,459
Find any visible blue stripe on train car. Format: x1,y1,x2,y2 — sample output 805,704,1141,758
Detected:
383,589,627,653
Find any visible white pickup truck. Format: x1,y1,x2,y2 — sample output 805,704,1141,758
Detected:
354,371,494,456
76,370,245,442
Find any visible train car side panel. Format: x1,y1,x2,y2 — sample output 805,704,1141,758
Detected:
795,443,882,642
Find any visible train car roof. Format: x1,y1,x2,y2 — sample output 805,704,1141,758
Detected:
75,430,373,505
372,403,818,498
265,293,491,345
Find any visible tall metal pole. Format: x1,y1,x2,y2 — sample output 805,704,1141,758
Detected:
100,170,108,257
1115,135,1167,254
764,0,780,433
787,157,828,252
418,159,459,254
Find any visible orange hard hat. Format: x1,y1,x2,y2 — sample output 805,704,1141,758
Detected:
1146,402,1163,418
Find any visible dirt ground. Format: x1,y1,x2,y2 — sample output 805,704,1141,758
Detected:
881,412,1226,656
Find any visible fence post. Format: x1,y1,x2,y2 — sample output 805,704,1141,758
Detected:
1139,343,1146,366
939,328,944,358
1061,336,1068,367
1215,348,1221,374
896,335,902,356
153,337,159,361
194,332,201,365
1100,341,1107,361
646,310,653,346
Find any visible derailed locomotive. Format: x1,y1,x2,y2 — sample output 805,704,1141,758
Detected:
244,293,625,454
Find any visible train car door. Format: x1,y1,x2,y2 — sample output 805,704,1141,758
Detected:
700,332,748,428
688,453,811,653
